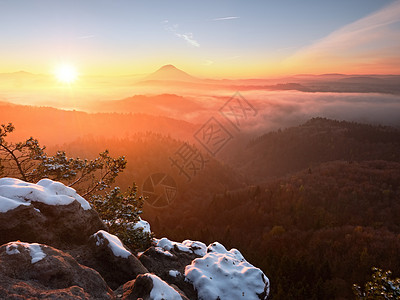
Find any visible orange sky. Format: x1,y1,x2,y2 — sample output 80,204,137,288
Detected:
0,1,399,78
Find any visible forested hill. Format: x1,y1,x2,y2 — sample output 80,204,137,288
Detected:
0,102,197,144
151,118,400,299
230,117,400,181
160,160,400,299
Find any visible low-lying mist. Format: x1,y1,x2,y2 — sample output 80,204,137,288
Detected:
1,85,399,148
240,91,400,136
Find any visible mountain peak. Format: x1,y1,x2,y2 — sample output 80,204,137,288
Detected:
146,65,197,82
159,64,178,70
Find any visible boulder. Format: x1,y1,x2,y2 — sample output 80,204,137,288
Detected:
138,238,206,299
69,230,148,290
0,178,107,249
0,178,270,300
185,242,270,300
117,273,189,300
0,241,114,299
140,239,270,300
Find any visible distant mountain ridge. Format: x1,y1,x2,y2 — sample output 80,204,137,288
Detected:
136,65,400,94
1,65,399,94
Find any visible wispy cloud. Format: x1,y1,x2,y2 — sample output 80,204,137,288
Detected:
202,59,214,66
163,20,200,47
175,33,200,47
283,1,400,73
77,34,96,39
213,16,240,21
225,55,241,61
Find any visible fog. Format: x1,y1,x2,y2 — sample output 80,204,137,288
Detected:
236,91,400,136
1,72,400,146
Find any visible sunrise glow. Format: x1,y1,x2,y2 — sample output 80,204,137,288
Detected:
0,1,399,77
54,64,78,84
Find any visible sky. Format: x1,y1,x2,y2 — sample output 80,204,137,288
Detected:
0,0,399,77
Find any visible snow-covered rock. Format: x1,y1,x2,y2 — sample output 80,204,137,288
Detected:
169,269,181,277
6,241,46,263
140,238,270,300
154,246,174,257
155,237,207,256
185,242,270,300
149,273,185,300
0,242,113,299
0,194,30,213
0,178,270,300
93,230,132,258
118,273,189,300
132,217,151,234
72,230,149,290
0,178,106,248
0,177,91,211
139,240,201,300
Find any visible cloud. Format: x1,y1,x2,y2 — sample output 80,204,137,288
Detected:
241,91,400,134
140,90,400,135
163,21,178,33
203,59,214,66
224,55,241,61
77,35,96,39
175,32,200,47
212,16,240,21
283,1,400,74
164,22,200,47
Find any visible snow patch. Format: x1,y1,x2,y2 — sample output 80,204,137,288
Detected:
93,230,132,258
154,246,174,257
0,195,30,212
5,243,20,255
0,178,91,212
147,273,182,300
37,179,91,210
155,237,207,256
6,241,46,264
185,242,269,300
169,269,180,277
182,240,207,256
29,244,46,263
132,217,151,234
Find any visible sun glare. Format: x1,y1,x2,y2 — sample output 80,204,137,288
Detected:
54,64,78,84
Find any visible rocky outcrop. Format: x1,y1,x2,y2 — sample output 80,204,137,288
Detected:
0,178,106,249
139,245,199,299
117,273,189,300
0,178,270,300
185,242,270,300
69,230,149,290
0,241,113,299
139,239,270,300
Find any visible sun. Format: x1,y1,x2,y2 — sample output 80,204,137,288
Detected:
54,64,78,84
